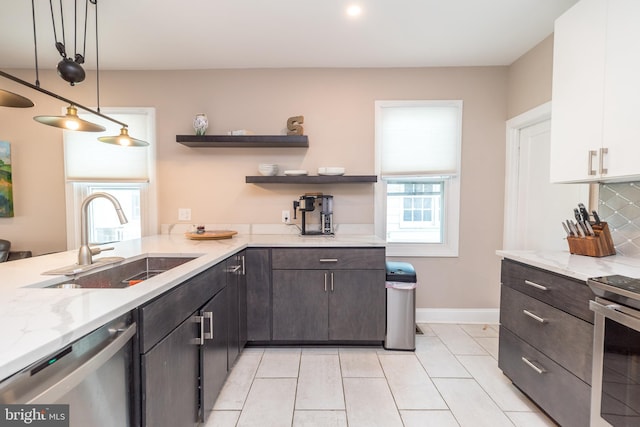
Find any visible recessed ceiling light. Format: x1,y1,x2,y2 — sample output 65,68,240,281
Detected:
346,4,362,17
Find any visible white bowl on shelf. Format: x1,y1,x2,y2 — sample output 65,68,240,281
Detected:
258,164,278,176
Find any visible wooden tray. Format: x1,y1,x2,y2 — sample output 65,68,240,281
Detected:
185,230,238,240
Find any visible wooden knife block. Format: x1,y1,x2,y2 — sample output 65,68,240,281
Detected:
567,222,616,257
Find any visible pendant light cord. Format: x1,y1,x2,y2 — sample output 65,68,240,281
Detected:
93,0,100,112
31,0,40,87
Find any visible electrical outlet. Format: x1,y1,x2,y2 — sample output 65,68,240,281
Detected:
178,208,191,221
282,210,291,224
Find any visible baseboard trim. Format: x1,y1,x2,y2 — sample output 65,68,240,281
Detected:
416,308,499,324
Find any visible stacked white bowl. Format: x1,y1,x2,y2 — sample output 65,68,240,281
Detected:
258,163,278,176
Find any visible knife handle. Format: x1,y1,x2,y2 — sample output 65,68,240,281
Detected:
592,210,601,225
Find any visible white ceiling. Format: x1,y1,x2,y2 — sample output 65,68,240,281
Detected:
0,0,578,71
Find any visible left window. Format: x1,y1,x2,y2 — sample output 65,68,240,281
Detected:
63,108,156,249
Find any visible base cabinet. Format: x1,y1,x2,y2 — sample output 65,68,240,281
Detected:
246,248,271,341
141,314,200,427
498,259,594,427
138,262,232,427
271,248,386,344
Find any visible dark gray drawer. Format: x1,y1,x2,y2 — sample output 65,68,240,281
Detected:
272,248,385,270
500,285,593,384
139,263,226,353
498,326,591,427
501,259,594,323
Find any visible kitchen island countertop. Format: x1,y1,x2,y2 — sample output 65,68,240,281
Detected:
497,249,640,282
0,233,384,382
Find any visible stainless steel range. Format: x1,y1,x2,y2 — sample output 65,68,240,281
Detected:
588,275,640,427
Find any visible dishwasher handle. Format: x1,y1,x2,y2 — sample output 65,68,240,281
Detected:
27,322,137,404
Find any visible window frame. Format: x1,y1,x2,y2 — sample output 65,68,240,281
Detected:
63,107,157,250
374,100,462,257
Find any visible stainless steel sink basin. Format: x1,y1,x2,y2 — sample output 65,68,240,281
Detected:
47,256,197,289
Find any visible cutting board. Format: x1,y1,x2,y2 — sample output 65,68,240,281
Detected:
184,230,238,240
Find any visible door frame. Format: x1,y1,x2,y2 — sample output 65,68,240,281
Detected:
503,102,552,249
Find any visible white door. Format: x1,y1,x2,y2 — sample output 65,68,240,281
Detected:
510,119,589,251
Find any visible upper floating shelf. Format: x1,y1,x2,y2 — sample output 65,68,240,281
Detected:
246,175,377,184
176,135,309,148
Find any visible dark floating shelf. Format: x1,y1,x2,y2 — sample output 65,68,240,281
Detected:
246,175,377,184
176,135,309,148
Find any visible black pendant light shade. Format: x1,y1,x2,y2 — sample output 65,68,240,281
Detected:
34,105,106,132
0,89,34,108
98,127,149,147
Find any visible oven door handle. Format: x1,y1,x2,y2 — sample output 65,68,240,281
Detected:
590,299,640,331
27,322,137,404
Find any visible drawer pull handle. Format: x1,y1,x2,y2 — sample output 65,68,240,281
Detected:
521,357,546,374
522,309,546,323
524,280,548,291
319,258,338,263
324,273,328,292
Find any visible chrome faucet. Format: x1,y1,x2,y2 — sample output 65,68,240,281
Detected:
78,192,128,265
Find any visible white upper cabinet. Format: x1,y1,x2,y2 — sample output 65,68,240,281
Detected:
550,0,640,183
601,0,640,180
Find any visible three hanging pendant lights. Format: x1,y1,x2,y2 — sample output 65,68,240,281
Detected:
0,0,148,147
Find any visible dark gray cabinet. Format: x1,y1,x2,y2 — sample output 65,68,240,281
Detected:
141,312,200,427
138,263,228,427
200,286,228,422
225,252,247,369
498,259,595,427
246,248,271,342
271,248,386,343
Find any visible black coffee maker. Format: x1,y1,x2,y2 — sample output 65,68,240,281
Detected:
293,193,334,235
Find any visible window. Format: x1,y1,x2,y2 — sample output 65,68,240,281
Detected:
63,108,156,249
375,100,462,257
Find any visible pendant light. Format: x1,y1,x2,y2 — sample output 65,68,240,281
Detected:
0,0,149,145
98,127,149,147
0,89,34,108
34,104,105,132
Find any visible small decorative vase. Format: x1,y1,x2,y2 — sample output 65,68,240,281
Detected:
193,114,209,136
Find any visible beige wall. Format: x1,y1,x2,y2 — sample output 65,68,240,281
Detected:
507,34,554,119
1,66,511,309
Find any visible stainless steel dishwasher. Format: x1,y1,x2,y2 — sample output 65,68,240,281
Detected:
0,312,136,427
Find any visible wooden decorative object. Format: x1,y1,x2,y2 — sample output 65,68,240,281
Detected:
287,115,304,135
567,222,616,257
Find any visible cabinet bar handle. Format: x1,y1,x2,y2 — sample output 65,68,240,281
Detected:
319,258,338,263
331,272,334,292
241,255,246,275
524,280,548,291
599,147,608,175
204,311,213,340
588,150,598,176
194,315,205,346
522,309,546,323
521,357,546,374
324,273,328,292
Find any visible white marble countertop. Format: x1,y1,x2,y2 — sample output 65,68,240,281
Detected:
0,232,384,382
497,249,640,282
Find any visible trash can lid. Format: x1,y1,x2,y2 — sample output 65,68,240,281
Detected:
385,261,416,283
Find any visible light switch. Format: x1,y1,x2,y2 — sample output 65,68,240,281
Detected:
178,208,191,221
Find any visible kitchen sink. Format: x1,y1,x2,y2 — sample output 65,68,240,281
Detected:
47,256,197,289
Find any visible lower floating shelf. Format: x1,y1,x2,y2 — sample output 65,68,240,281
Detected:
246,175,377,184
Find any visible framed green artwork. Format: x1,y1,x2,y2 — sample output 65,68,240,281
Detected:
0,141,14,217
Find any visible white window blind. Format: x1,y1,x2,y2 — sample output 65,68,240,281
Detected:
379,101,462,177
64,109,153,181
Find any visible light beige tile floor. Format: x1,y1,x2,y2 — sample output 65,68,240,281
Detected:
205,323,558,427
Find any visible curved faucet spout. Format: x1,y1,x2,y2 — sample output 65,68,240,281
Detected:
78,192,128,265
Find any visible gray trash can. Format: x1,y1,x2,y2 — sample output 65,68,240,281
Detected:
384,261,416,351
